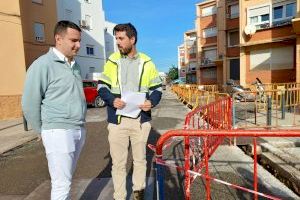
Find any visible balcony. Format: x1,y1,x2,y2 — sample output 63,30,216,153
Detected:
188,53,197,60
200,58,215,68
226,13,239,19
254,18,293,31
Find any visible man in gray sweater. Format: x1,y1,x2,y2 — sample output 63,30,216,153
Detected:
22,21,86,200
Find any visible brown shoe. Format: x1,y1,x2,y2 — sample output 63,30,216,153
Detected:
133,189,144,200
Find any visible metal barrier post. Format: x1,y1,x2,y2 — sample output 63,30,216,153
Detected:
281,93,285,119
23,115,28,131
232,97,237,145
253,138,258,200
232,97,236,128
204,137,211,200
267,95,272,126
156,156,164,200
184,136,191,200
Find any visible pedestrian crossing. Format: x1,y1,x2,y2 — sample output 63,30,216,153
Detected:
24,177,155,200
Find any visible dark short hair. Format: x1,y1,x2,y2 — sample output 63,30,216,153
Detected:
54,20,81,36
113,23,138,44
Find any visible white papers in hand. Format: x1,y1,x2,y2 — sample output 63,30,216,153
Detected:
116,91,146,118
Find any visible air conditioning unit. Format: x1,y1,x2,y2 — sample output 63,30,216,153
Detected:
201,58,212,65
80,20,89,28
35,36,44,42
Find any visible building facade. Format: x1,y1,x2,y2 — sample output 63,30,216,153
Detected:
0,0,27,119
185,0,299,87
20,0,57,69
240,0,297,85
0,0,114,120
184,30,198,84
177,44,187,82
196,0,219,85
104,21,117,59
292,2,300,82
56,0,106,79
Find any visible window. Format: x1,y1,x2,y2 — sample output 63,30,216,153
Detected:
248,5,270,30
286,3,296,17
202,67,217,79
86,45,94,55
273,1,296,25
203,27,217,38
180,57,185,64
188,46,197,54
273,6,283,19
248,2,296,30
32,0,42,4
202,6,216,17
271,46,294,70
89,67,95,73
250,46,294,70
34,23,45,42
228,31,239,47
203,48,217,62
229,4,239,19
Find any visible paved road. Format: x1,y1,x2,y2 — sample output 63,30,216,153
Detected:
0,89,189,199
0,107,110,195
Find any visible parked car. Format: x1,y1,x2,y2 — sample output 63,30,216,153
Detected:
83,80,105,107
171,79,185,85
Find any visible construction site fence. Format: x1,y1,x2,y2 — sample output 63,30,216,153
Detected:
247,82,300,92
155,129,300,200
171,84,228,109
232,87,300,129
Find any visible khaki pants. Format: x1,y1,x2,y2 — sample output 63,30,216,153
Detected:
108,117,151,200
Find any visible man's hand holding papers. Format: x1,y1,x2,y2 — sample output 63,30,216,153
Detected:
116,91,146,118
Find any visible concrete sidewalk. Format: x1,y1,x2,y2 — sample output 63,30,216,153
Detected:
0,118,38,155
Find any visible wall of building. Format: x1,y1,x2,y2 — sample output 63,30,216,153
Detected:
20,0,57,68
104,21,117,59
295,2,300,82
216,0,226,85
244,41,296,84
0,0,26,119
240,0,297,85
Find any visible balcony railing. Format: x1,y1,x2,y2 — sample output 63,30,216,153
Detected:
200,58,215,67
254,18,293,31
226,13,239,19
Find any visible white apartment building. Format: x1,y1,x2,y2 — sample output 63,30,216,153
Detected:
104,21,117,58
56,0,107,79
178,44,186,82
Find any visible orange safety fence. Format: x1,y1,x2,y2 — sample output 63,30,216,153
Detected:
155,129,300,200
171,84,228,109
232,87,300,129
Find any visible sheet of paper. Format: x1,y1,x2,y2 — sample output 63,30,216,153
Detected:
116,91,146,118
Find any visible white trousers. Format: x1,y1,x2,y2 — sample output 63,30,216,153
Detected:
41,127,86,200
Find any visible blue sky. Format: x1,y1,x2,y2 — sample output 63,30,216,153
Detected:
103,0,202,73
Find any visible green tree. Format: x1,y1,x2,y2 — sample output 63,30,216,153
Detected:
167,65,178,81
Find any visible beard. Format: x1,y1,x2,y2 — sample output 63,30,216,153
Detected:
118,45,132,55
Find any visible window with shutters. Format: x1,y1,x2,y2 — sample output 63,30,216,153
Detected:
34,23,45,42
